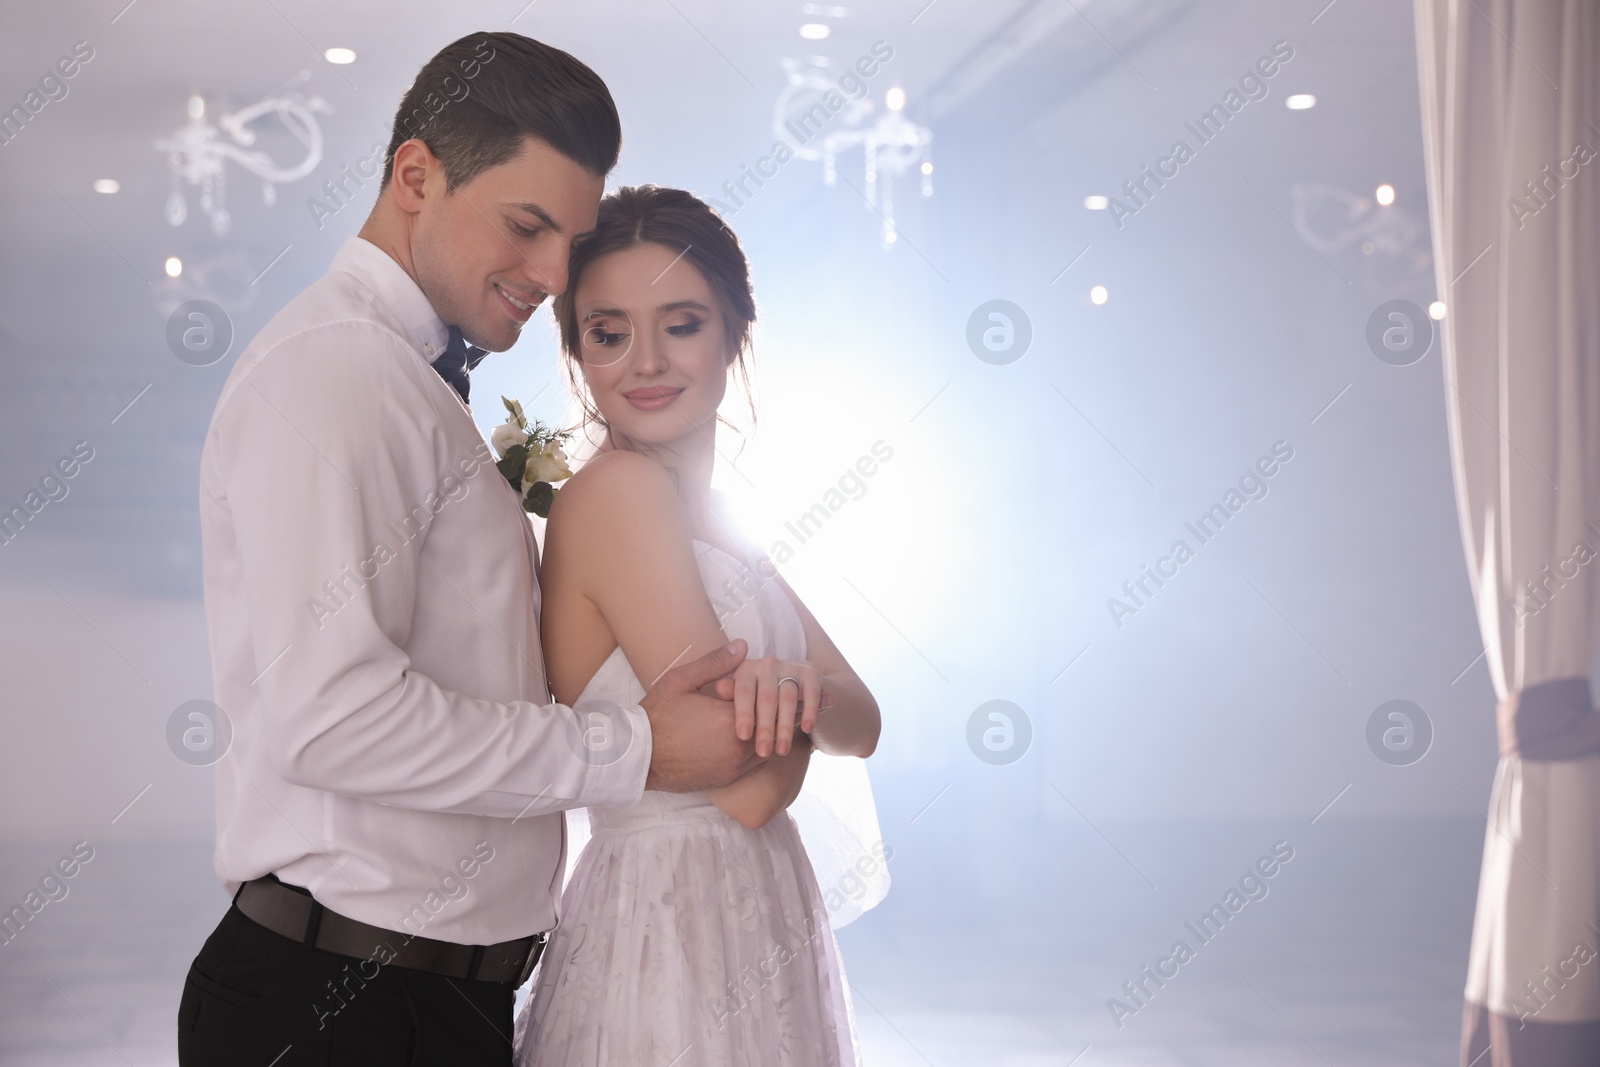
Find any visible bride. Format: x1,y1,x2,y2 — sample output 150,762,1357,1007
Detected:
512,185,883,1065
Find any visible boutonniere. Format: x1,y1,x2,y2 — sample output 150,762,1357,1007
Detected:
490,396,573,517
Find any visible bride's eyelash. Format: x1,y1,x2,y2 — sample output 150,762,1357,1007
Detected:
666,319,704,337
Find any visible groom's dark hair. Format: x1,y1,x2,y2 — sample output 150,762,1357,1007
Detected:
380,32,621,191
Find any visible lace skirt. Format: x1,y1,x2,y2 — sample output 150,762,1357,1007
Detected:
513,792,859,1066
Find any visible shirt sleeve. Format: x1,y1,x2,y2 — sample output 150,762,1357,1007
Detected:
208,319,650,817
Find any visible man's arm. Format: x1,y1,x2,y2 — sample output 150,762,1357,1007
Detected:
212,320,648,818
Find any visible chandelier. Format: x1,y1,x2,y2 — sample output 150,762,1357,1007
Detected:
155,82,330,237
775,56,933,248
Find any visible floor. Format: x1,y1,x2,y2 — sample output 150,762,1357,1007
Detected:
0,817,1479,1065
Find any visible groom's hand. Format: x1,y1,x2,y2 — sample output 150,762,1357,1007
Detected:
641,639,765,792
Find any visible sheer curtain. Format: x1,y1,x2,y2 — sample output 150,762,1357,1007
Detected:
1413,2,1600,1063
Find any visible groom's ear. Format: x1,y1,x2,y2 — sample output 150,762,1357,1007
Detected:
389,139,442,215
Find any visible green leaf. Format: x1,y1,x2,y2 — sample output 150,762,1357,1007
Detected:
496,444,528,487
524,481,554,517
523,417,572,450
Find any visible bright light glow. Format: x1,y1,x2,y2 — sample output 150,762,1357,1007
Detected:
920,161,934,175
1375,183,1395,206
92,179,120,194
164,257,183,278
1286,94,1316,110
187,95,205,120
885,87,906,112
799,23,830,40
1090,285,1109,305
324,47,357,64
703,355,958,716
1429,301,1446,320
1084,195,1109,210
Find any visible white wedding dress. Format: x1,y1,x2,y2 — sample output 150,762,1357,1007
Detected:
513,538,865,1066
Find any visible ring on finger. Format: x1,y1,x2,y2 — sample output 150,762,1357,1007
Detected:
776,675,800,691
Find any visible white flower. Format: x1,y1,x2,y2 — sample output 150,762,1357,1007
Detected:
523,443,573,487
547,442,571,476
491,422,526,457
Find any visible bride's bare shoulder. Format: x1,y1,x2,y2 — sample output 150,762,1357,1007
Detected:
546,449,681,551
557,450,672,508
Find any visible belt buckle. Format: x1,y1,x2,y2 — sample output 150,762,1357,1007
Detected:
516,932,547,986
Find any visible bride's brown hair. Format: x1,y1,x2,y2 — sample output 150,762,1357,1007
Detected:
553,184,756,438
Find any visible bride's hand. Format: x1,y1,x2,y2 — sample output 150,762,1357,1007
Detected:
713,657,830,757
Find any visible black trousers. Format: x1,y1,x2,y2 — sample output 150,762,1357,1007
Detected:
177,899,516,1066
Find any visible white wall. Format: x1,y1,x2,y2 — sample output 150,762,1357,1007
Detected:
0,596,215,842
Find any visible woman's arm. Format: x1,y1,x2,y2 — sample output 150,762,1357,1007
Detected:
541,451,728,708
705,565,880,827
706,733,812,829
542,450,795,826
713,569,881,759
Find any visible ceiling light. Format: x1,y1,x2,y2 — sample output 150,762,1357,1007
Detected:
165,257,183,278
1084,195,1109,210
1375,183,1395,206
799,23,830,40
1286,94,1316,110
1090,285,1108,305
1429,301,1446,320
93,179,120,194
885,87,906,111
324,47,357,64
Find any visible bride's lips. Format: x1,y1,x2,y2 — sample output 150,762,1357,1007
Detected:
622,386,684,411
494,283,539,324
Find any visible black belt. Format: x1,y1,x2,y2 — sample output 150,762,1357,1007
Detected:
235,875,545,985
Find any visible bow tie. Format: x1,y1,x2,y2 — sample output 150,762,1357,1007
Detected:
430,326,488,404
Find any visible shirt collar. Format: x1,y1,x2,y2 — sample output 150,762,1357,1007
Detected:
329,236,452,363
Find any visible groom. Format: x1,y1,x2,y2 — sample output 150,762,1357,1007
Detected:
179,32,765,1065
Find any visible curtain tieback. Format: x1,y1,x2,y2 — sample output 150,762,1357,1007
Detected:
1496,676,1600,760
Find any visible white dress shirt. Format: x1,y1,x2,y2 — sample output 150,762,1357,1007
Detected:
199,235,651,945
